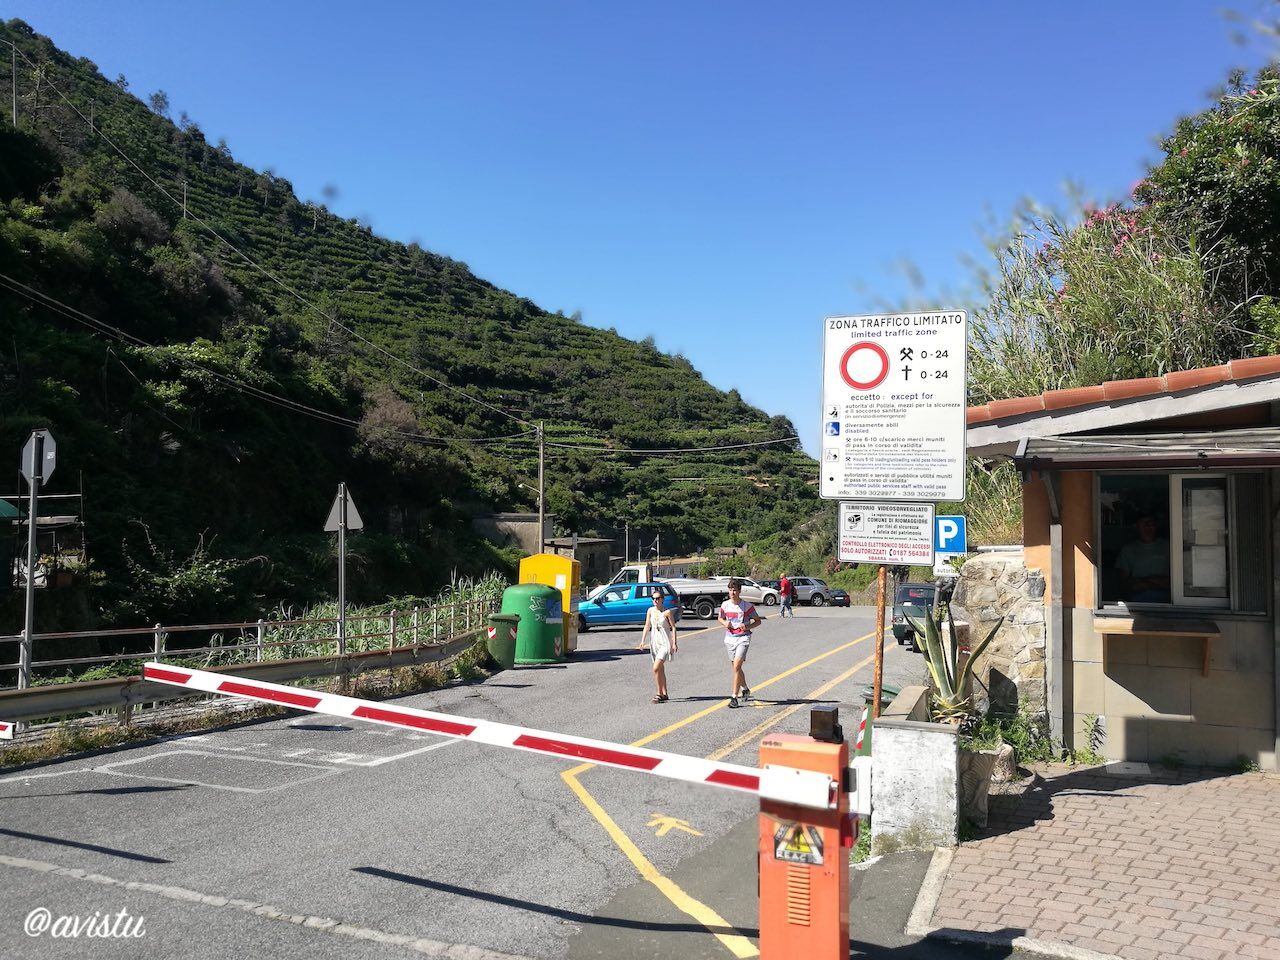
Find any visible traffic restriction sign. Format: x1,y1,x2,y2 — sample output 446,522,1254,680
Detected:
820,311,967,502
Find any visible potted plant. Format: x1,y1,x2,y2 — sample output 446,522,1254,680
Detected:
906,601,1000,721
907,602,1005,826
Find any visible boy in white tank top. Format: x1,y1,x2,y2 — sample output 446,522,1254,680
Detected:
717,579,762,708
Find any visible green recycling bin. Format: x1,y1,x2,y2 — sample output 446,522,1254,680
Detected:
855,683,901,757
485,613,520,670
500,583,564,664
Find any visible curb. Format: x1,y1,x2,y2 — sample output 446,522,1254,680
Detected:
903,845,952,938
904,846,1121,960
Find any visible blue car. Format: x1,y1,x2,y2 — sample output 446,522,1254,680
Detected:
578,583,681,632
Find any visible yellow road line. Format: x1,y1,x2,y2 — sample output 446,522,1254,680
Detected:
563,630,872,777
562,629,877,957
565,632,875,783
675,625,714,640
705,652,877,762
561,768,760,958
630,630,874,750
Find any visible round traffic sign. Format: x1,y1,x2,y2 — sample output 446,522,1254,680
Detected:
839,342,889,390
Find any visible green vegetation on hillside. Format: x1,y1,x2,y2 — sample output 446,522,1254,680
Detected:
0,19,815,631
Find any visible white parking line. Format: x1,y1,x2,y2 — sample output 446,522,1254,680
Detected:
93,750,339,794
0,768,93,786
0,852,534,960
351,739,457,767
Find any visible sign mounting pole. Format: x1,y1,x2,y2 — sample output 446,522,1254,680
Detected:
872,565,886,719
338,483,347,655
19,429,56,691
20,430,55,689
325,484,364,656
20,432,42,691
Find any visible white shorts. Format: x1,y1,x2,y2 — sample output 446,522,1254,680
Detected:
725,638,750,662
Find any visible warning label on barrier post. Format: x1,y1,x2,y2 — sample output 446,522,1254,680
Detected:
820,311,967,502
773,822,824,865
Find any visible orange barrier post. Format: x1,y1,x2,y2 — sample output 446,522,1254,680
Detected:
758,706,851,960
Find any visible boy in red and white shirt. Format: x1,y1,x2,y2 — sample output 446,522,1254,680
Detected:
717,579,762,708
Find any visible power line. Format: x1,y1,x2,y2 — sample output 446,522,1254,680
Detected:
546,437,800,455
9,41,535,430
0,271,535,449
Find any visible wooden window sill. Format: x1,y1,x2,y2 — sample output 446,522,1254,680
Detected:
1094,616,1220,677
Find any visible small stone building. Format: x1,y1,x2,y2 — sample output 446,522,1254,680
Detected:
471,512,554,556
966,357,1280,771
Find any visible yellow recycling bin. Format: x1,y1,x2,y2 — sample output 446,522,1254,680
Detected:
518,552,581,655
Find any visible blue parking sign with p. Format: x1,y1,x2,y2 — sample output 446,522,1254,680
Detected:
934,515,967,554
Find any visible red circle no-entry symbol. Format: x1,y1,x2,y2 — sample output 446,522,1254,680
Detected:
840,341,890,390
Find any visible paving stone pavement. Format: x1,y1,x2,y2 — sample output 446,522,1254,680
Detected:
926,763,1280,960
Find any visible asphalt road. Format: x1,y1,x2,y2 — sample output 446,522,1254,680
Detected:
0,605,938,960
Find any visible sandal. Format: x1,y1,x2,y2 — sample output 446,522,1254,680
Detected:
652,694,668,703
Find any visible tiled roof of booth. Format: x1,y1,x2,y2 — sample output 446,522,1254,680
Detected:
966,356,1280,426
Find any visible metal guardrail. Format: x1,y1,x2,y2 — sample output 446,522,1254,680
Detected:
0,597,498,679
0,629,486,724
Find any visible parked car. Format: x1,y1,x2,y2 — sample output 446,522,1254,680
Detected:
789,576,831,606
892,582,937,650
829,588,851,608
711,576,779,606
760,579,780,593
578,582,681,632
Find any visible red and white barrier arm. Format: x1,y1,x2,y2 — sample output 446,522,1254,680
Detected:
0,721,12,740
142,664,805,803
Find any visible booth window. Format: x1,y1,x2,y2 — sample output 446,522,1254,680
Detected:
1098,472,1267,613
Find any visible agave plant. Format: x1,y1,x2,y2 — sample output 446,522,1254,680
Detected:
906,601,1004,722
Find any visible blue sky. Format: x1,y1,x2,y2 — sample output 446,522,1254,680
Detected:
7,1,1276,454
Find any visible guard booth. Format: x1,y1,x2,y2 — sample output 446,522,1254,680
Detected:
518,553,580,655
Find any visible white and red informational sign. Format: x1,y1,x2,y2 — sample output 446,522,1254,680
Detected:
820,311,967,502
838,501,935,565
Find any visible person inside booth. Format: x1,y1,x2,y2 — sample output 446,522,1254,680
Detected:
1114,513,1171,604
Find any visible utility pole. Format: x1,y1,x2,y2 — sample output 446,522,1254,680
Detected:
11,42,17,130
182,181,187,219
537,421,545,551
623,519,628,568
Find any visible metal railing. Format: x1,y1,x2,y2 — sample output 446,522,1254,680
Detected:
0,628,490,727
0,596,501,687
